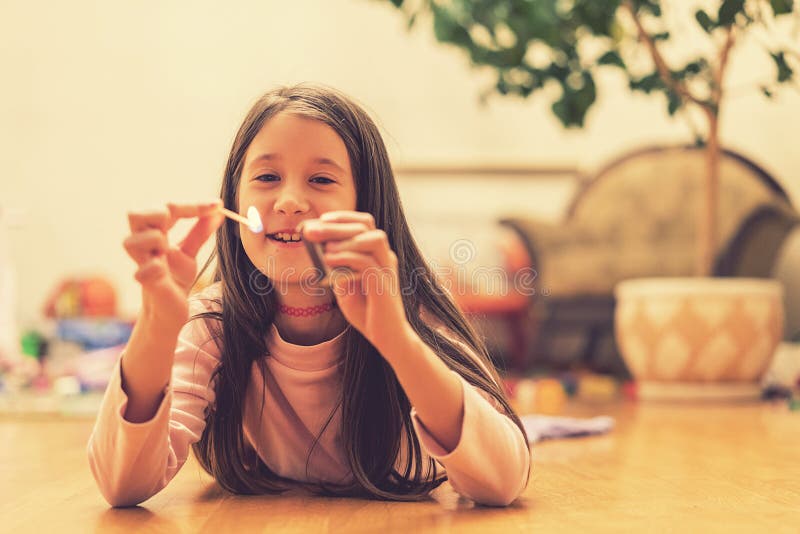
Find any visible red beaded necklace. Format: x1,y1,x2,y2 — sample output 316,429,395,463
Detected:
278,300,337,317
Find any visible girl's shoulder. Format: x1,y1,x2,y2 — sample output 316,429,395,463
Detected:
180,282,223,354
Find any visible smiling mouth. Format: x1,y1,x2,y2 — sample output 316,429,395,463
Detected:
267,232,303,243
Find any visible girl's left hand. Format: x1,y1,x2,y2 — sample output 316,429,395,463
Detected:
300,210,410,352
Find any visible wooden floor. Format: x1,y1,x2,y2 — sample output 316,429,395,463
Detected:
2,400,798,533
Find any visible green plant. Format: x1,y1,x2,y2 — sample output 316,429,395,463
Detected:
382,0,798,276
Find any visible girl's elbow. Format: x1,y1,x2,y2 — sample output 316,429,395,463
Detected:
487,456,531,506
104,492,147,508
91,470,151,508
461,464,529,507
87,448,152,507
482,479,526,507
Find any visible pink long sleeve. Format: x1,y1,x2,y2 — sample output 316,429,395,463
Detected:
87,284,531,507
410,374,531,506
86,297,220,507
408,319,531,506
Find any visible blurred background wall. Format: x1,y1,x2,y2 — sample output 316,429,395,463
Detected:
1,0,798,325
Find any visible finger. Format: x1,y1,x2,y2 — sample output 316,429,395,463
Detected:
134,256,169,288
301,221,370,243
124,229,169,265
319,210,376,230
323,251,379,273
323,230,395,267
326,250,399,296
178,210,225,258
166,200,222,219
166,248,197,291
330,269,363,298
128,210,175,234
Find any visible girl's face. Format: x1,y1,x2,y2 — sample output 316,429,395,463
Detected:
238,113,358,284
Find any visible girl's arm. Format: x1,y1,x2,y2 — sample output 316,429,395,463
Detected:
87,293,221,507
379,327,530,507
119,312,183,423
88,203,223,506
380,325,465,450
117,201,222,422
304,211,530,505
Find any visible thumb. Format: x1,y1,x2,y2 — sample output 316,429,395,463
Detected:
179,211,225,258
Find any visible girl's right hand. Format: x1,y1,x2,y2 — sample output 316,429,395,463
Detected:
124,200,224,329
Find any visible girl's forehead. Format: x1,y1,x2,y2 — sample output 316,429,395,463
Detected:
245,113,351,168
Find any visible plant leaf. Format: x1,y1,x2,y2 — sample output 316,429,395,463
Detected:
695,10,715,33
770,0,794,15
431,5,472,47
672,60,706,81
718,0,745,26
629,71,663,93
407,11,418,30
667,91,682,115
635,0,662,17
597,50,625,68
551,72,596,128
771,51,794,83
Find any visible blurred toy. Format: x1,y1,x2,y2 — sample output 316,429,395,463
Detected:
577,374,619,401
761,384,793,401
52,375,81,396
43,276,117,318
502,376,519,398
73,344,125,391
514,379,537,413
559,373,579,397
535,378,567,415
57,318,133,351
21,330,47,358
16,329,50,391
622,380,638,401
0,205,20,367
41,276,131,352
762,342,800,390
509,377,567,415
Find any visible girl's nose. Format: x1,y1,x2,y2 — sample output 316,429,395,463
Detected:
273,189,308,215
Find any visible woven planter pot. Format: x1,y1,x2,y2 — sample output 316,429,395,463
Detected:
615,278,783,400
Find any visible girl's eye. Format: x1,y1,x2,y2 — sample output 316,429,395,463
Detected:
254,174,279,182
310,176,335,185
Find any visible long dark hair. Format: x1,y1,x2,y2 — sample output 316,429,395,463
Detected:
191,83,528,500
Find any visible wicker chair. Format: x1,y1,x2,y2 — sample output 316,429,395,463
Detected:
499,145,798,376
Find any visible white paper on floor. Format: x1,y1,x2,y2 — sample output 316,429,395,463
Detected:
521,415,615,444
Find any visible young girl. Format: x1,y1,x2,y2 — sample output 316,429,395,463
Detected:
88,84,530,507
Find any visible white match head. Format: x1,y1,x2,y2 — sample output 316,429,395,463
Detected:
246,206,263,233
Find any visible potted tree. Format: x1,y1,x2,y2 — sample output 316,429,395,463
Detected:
383,0,798,398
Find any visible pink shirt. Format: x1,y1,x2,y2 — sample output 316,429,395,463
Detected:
87,283,530,507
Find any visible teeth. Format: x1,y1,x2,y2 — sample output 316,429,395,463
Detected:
274,232,301,242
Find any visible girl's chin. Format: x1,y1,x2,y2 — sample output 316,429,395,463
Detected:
261,267,327,286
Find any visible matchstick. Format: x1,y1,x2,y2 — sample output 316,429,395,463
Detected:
219,206,263,233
